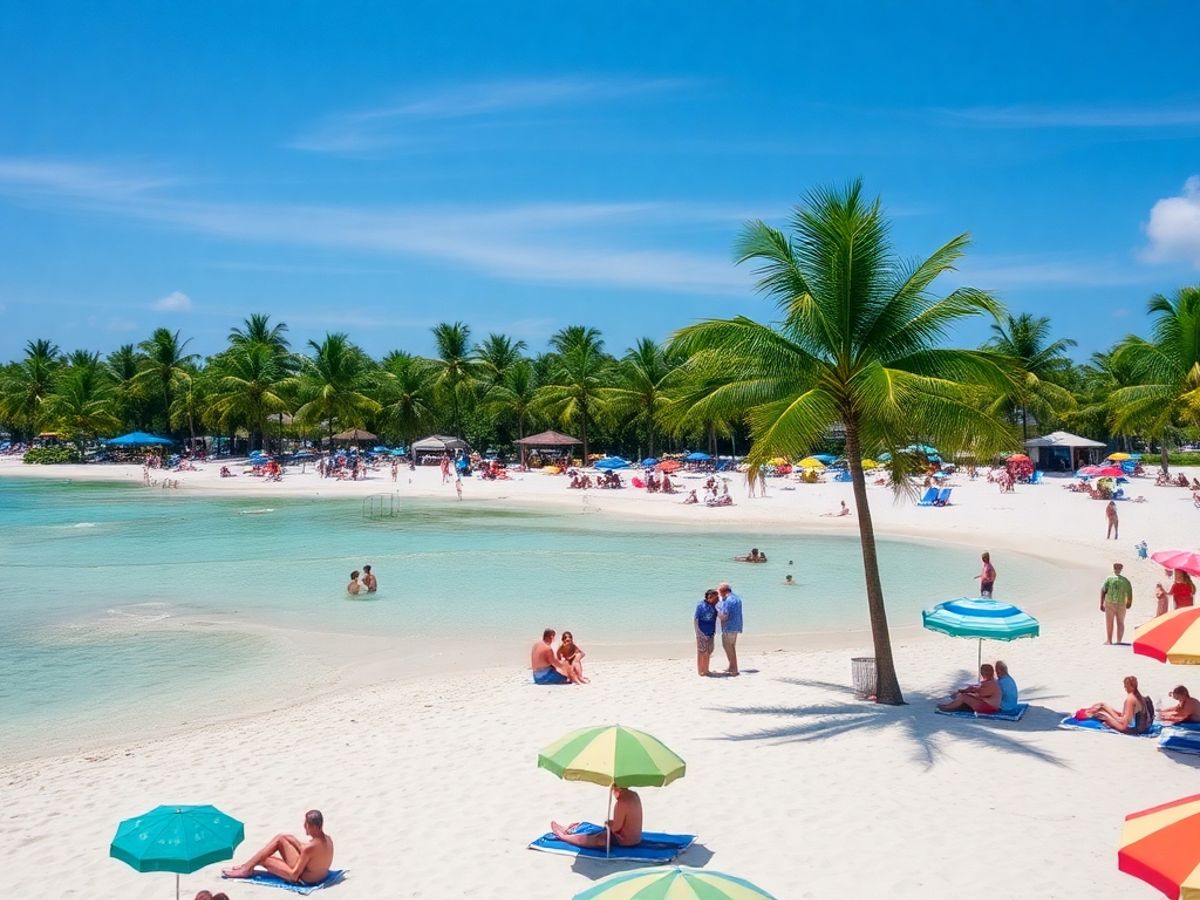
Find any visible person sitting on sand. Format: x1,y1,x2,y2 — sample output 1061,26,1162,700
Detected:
531,629,579,685
346,571,361,595
937,663,1003,714
556,631,589,683
820,501,850,517
1161,685,1200,724
551,786,642,849
995,660,1019,712
1082,676,1153,734
362,564,377,593
683,489,698,505
223,809,333,886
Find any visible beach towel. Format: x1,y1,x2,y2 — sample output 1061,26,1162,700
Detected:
935,703,1029,722
1160,732,1200,755
1057,715,1162,738
221,870,346,894
528,822,695,863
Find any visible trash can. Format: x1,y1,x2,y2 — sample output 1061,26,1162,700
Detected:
851,656,877,700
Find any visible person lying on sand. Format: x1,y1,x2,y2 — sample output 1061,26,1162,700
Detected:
223,809,333,885
1082,676,1153,734
1161,685,1200,724
532,629,580,684
551,786,642,848
735,548,767,562
938,663,1003,714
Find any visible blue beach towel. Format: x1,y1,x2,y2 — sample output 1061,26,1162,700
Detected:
935,703,1029,722
1058,716,1162,738
529,822,695,863
221,870,346,894
1160,733,1200,756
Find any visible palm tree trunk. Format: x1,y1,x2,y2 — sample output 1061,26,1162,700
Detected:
845,415,904,705
581,407,589,463
1160,443,1170,475
1021,406,1028,441
708,423,717,457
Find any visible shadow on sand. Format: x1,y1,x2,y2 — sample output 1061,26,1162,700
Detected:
568,843,714,881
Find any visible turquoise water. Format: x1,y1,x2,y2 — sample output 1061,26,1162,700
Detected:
0,478,1072,757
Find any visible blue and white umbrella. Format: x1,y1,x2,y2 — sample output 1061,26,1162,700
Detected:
922,596,1040,668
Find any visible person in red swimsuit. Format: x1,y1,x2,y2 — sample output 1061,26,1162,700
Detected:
1171,570,1196,609
938,663,1003,714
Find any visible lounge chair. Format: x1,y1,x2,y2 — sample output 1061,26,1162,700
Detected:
1029,470,1043,484
933,487,952,506
916,487,938,506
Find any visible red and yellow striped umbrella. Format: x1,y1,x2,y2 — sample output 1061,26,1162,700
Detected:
1133,608,1200,665
1119,793,1200,898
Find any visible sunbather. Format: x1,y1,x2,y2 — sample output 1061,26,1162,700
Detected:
1082,676,1153,734
995,660,1019,712
550,786,643,848
532,628,579,684
222,809,333,885
1161,685,1200,724
937,663,1003,714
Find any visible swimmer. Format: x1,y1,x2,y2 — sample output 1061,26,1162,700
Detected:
784,574,794,585
347,570,361,595
362,564,377,593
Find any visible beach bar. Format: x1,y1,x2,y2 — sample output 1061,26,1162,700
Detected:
1022,430,1106,473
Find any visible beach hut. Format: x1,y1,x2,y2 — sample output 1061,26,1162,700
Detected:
411,434,469,463
1023,430,1106,473
514,429,580,467
332,428,376,445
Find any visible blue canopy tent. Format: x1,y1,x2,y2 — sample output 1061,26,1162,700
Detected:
642,458,659,467
594,457,631,470
106,431,173,446
684,451,712,462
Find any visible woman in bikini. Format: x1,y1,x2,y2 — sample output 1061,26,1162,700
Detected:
1086,675,1152,733
556,632,589,683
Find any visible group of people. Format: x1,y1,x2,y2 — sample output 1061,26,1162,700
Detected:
1078,677,1200,734
938,660,1019,715
530,628,589,684
694,582,744,676
345,564,378,595
567,469,624,490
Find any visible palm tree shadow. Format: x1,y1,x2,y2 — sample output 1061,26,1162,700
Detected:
707,685,1068,770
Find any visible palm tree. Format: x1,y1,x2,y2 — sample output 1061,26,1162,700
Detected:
229,313,290,353
207,344,296,450
104,344,145,431
377,351,438,448
431,322,478,437
535,326,611,461
1062,349,1138,446
135,328,197,434
294,333,380,444
669,182,1014,705
0,339,61,438
474,333,528,394
42,359,120,454
1111,286,1200,473
607,338,677,457
983,312,1077,439
482,359,540,461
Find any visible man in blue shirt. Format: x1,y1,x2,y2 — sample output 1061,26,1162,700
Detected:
717,582,744,676
694,589,720,676
995,659,1019,712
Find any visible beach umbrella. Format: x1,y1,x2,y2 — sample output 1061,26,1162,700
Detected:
1133,607,1200,665
684,451,711,462
574,866,777,900
1151,549,1200,577
811,453,837,464
332,428,376,442
860,458,878,469
797,457,826,469
1007,453,1032,463
1118,792,1200,899
106,431,173,446
1107,452,1132,461
922,597,1040,669
641,458,658,467
110,804,243,900
594,457,630,470
538,725,685,856
656,459,681,473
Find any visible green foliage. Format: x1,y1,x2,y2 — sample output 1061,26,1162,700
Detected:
22,445,82,464
1167,452,1200,466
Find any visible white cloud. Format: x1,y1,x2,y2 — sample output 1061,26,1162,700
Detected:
0,157,755,296
289,76,698,154
950,256,1159,289
1143,176,1200,267
152,291,192,312
940,104,1200,129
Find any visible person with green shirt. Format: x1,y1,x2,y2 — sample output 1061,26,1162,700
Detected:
1101,562,1133,645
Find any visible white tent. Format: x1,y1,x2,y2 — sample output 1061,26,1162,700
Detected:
411,434,469,453
1023,430,1107,471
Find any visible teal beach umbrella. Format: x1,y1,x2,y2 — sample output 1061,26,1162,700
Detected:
110,805,243,899
574,866,777,899
922,597,1040,669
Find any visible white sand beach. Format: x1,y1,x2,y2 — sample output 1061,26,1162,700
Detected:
2,459,1196,898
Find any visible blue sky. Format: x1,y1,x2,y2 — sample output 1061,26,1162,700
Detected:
1,2,1199,362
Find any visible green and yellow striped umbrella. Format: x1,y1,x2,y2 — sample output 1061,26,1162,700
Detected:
537,725,685,787
573,866,777,899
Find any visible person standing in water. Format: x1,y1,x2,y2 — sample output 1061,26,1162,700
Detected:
347,571,361,595
975,552,996,598
362,564,377,593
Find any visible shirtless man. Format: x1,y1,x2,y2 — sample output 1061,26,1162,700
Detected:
938,663,1003,713
223,809,333,886
531,629,579,685
1161,685,1200,724
551,786,643,848
361,564,377,593
346,571,361,595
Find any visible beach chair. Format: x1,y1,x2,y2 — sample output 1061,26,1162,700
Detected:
916,487,938,506
933,488,952,506
1029,470,1043,485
